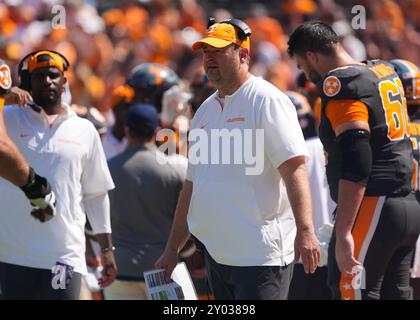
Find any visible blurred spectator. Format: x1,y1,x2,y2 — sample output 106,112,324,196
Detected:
102,85,134,159
0,0,417,116
189,68,216,115
72,104,107,138
295,72,323,128
127,62,180,113
105,104,185,300
332,20,366,61
246,4,288,54
264,61,294,92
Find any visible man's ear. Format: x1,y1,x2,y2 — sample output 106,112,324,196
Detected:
239,48,249,63
306,51,318,64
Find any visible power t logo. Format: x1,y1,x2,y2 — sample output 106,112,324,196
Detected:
0,64,12,91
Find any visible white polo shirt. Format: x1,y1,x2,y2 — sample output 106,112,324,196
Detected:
0,104,114,275
305,137,335,231
186,76,308,266
102,130,127,160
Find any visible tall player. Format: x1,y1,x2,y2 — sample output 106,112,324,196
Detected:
288,22,420,300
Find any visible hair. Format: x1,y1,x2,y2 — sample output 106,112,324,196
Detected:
127,126,155,140
287,21,339,57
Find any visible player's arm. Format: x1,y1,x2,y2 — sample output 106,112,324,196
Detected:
5,86,33,107
0,59,56,221
325,98,371,275
0,108,30,185
0,62,31,186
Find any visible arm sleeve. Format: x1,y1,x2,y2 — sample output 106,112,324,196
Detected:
260,93,309,169
84,192,111,234
82,127,115,195
186,161,195,182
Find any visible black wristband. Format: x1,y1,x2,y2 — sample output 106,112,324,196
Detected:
19,167,36,194
20,167,51,199
22,167,36,187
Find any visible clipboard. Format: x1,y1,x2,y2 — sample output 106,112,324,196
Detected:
144,262,198,300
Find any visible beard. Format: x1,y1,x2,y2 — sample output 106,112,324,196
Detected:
307,68,322,84
205,66,221,83
33,89,60,107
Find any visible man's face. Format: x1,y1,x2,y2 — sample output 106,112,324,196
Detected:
30,67,65,106
202,44,239,87
293,53,322,84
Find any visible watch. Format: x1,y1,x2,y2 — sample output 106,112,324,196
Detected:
101,246,116,253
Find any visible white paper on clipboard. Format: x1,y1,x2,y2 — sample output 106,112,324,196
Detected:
143,262,198,300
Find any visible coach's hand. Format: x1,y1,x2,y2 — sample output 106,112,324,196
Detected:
294,228,320,274
98,250,117,288
155,247,179,282
20,167,57,222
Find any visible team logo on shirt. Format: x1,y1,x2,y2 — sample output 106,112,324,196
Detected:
226,117,245,123
323,76,341,97
0,64,12,91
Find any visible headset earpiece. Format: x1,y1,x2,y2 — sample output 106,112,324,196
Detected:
18,51,33,91
19,70,31,91
219,18,252,41
207,17,216,29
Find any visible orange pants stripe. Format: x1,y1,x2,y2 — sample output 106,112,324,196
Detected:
339,196,385,300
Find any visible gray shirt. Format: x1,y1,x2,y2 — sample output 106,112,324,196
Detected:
108,143,185,279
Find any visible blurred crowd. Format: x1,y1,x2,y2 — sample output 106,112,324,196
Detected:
0,0,418,117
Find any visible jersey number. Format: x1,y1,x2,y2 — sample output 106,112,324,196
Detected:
379,77,409,141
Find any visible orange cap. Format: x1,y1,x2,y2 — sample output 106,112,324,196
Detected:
192,23,250,51
28,51,66,73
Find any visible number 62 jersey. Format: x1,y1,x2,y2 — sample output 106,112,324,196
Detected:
318,59,413,202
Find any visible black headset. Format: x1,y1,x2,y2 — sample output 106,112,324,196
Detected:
18,50,70,91
207,17,252,41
